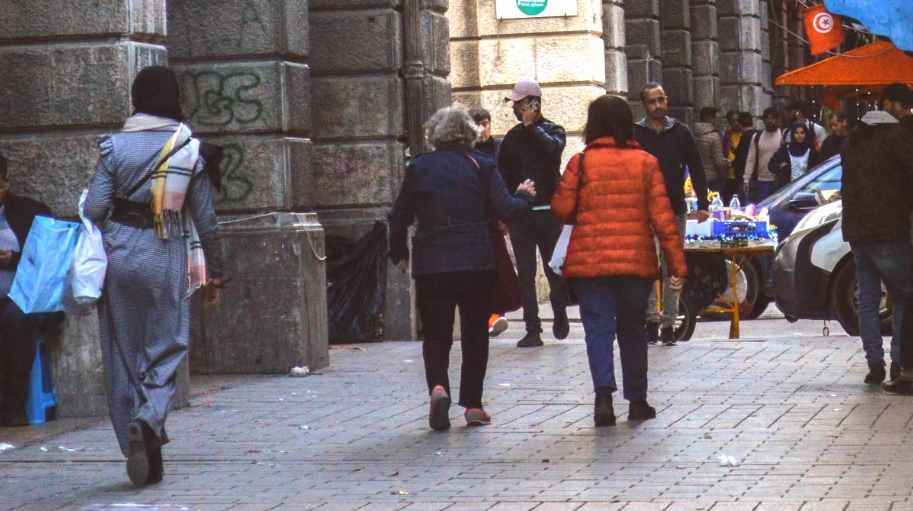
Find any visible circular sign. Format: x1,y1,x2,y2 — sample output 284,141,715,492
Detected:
517,0,548,16
812,12,835,34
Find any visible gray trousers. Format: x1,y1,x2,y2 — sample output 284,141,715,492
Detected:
647,214,687,328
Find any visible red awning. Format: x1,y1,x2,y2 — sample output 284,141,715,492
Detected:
775,41,913,87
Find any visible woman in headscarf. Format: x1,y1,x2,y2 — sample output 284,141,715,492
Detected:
84,66,224,486
769,122,820,188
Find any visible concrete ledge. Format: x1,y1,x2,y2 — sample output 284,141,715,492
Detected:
190,212,329,374
0,42,167,132
0,0,165,41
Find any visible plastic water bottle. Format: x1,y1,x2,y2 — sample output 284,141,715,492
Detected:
729,195,741,214
710,194,725,220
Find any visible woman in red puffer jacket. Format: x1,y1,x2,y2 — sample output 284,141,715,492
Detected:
551,95,687,427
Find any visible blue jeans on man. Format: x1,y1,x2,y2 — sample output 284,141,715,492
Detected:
572,276,653,401
851,240,913,371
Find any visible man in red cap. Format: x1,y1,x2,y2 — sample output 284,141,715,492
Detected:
497,79,570,348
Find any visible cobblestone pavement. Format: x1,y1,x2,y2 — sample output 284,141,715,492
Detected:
3,316,913,511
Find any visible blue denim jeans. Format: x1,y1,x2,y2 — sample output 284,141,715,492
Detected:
851,240,913,368
572,276,653,401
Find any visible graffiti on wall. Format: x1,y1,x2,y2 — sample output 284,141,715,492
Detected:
182,71,265,128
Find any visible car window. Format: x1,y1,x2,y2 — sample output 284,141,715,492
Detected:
797,164,842,195
759,156,842,206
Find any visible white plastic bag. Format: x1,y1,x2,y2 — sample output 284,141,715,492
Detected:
70,190,107,305
548,225,574,276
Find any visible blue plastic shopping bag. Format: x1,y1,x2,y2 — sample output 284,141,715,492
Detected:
9,216,81,314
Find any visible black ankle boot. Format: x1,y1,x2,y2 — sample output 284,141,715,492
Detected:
865,362,886,384
645,323,659,345
594,393,616,427
126,421,151,486
148,446,163,484
628,401,657,421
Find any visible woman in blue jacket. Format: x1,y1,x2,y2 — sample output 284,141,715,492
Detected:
390,106,535,431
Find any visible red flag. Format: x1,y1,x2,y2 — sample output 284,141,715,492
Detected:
804,5,844,56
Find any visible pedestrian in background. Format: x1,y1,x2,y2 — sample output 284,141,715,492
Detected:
0,155,52,427
694,106,731,200
743,107,783,203
552,95,687,426
785,100,826,151
634,83,709,346
389,106,536,430
769,122,819,188
84,66,224,486
841,83,913,392
722,110,743,165
731,112,757,202
469,107,511,338
818,111,849,162
497,79,570,348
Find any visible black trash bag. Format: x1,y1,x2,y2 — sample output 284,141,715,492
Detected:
326,222,387,344
682,253,729,313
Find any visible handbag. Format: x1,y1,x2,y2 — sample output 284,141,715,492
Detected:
69,190,108,305
464,154,522,314
9,216,81,313
548,151,586,276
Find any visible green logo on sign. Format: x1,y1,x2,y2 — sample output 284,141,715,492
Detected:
517,0,548,16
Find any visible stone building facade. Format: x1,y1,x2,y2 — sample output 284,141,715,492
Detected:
0,0,811,417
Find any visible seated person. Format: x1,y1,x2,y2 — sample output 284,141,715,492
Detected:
0,155,52,427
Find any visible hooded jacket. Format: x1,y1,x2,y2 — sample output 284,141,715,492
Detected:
841,111,913,242
694,122,731,183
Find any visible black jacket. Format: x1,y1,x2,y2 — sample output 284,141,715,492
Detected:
0,194,52,271
768,144,820,189
634,118,709,214
497,118,566,207
841,117,913,243
389,149,533,276
818,134,846,163
475,138,501,160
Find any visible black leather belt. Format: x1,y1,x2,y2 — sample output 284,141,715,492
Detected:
111,198,154,229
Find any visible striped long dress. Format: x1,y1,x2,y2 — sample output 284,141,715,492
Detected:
84,128,222,456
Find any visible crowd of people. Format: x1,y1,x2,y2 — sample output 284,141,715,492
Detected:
389,78,913,435
1,66,911,489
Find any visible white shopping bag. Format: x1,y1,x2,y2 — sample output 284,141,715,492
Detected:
69,190,107,305
548,225,574,276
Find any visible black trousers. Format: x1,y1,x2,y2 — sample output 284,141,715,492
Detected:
416,271,495,409
508,210,568,334
0,297,38,418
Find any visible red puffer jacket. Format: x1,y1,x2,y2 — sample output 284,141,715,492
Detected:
551,136,687,279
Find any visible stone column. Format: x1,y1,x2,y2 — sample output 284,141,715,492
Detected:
625,0,663,118
759,0,774,109
0,0,168,418
309,0,450,341
768,0,791,104
691,0,721,112
168,1,328,373
604,0,629,97
718,0,765,116
661,0,694,126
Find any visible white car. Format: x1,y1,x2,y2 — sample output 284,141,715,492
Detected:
774,200,894,335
